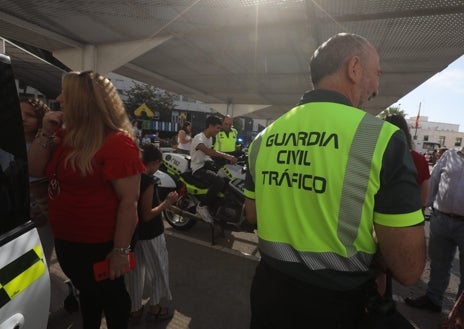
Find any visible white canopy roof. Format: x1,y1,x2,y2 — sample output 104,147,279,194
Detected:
1,0,463,119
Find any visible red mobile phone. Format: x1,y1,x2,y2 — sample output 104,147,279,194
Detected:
93,252,136,282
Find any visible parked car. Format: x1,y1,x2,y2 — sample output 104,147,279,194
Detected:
0,53,50,329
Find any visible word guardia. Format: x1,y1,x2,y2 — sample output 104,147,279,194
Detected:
265,131,339,148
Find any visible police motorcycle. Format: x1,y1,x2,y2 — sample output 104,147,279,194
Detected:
154,151,254,243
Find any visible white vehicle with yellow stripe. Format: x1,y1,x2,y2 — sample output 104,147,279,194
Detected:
0,54,50,329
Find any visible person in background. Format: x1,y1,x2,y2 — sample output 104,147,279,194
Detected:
20,97,50,147
244,33,425,328
141,133,152,145
20,97,54,260
126,144,177,322
385,114,430,207
191,116,237,223
213,115,239,168
176,121,192,155
406,147,464,313
132,119,142,145
153,131,161,148
28,71,145,329
20,97,51,221
435,147,448,163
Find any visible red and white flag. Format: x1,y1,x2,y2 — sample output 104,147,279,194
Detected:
415,103,421,129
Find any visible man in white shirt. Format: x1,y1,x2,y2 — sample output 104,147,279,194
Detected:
191,116,237,223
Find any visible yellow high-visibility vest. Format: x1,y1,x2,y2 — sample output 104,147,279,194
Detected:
214,128,238,152
246,102,422,278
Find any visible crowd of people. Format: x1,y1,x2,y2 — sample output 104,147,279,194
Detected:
20,32,464,329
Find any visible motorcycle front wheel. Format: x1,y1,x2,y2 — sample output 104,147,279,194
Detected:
164,210,196,230
163,195,197,230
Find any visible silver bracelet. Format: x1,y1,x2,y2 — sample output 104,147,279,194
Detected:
112,247,131,255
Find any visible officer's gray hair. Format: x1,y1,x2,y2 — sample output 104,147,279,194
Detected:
309,33,372,86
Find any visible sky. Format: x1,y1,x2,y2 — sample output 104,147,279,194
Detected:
392,54,464,131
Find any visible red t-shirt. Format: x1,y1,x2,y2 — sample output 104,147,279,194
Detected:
411,150,430,186
46,131,145,243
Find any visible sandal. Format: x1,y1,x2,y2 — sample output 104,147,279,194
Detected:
129,306,144,319
147,306,173,321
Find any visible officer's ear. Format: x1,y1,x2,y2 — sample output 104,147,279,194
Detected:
346,55,362,84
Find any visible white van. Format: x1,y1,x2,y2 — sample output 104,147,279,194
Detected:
0,54,50,329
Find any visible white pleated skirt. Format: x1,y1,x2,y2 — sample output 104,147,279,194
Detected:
125,234,172,311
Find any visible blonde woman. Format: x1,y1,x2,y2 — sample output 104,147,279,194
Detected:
28,71,145,329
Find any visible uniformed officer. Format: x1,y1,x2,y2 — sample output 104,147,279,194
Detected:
213,115,239,168
244,33,425,329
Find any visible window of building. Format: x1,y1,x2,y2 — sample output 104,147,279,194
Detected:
439,136,446,146
423,135,429,141
456,137,462,147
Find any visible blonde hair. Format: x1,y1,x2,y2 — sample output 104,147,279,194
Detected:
62,71,136,176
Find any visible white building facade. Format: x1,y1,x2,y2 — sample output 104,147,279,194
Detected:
405,115,464,153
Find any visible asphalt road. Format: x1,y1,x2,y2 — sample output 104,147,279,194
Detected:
46,220,459,329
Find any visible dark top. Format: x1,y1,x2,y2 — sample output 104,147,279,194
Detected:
137,173,164,240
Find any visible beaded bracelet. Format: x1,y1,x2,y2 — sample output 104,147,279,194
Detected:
34,129,55,149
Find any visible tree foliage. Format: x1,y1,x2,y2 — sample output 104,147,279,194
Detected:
377,106,406,120
123,82,176,121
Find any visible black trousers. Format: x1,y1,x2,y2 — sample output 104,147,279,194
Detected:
250,260,367,329
192,167,225,208
55,239,130,329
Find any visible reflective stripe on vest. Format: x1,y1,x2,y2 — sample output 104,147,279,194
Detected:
258,238,373,271
248,102,397,273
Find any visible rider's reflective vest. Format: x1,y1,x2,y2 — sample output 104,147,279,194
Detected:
246,102,422,288
214,128,238,153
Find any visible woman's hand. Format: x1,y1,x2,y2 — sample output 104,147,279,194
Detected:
42,111,64,136
108,250,131,280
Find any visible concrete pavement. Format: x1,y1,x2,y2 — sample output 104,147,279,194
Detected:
46,220,460,329
46,223,258,329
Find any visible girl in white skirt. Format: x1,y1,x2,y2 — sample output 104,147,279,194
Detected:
126,144,178,321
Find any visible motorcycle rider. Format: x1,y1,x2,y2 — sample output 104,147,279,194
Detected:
191,116,237,223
